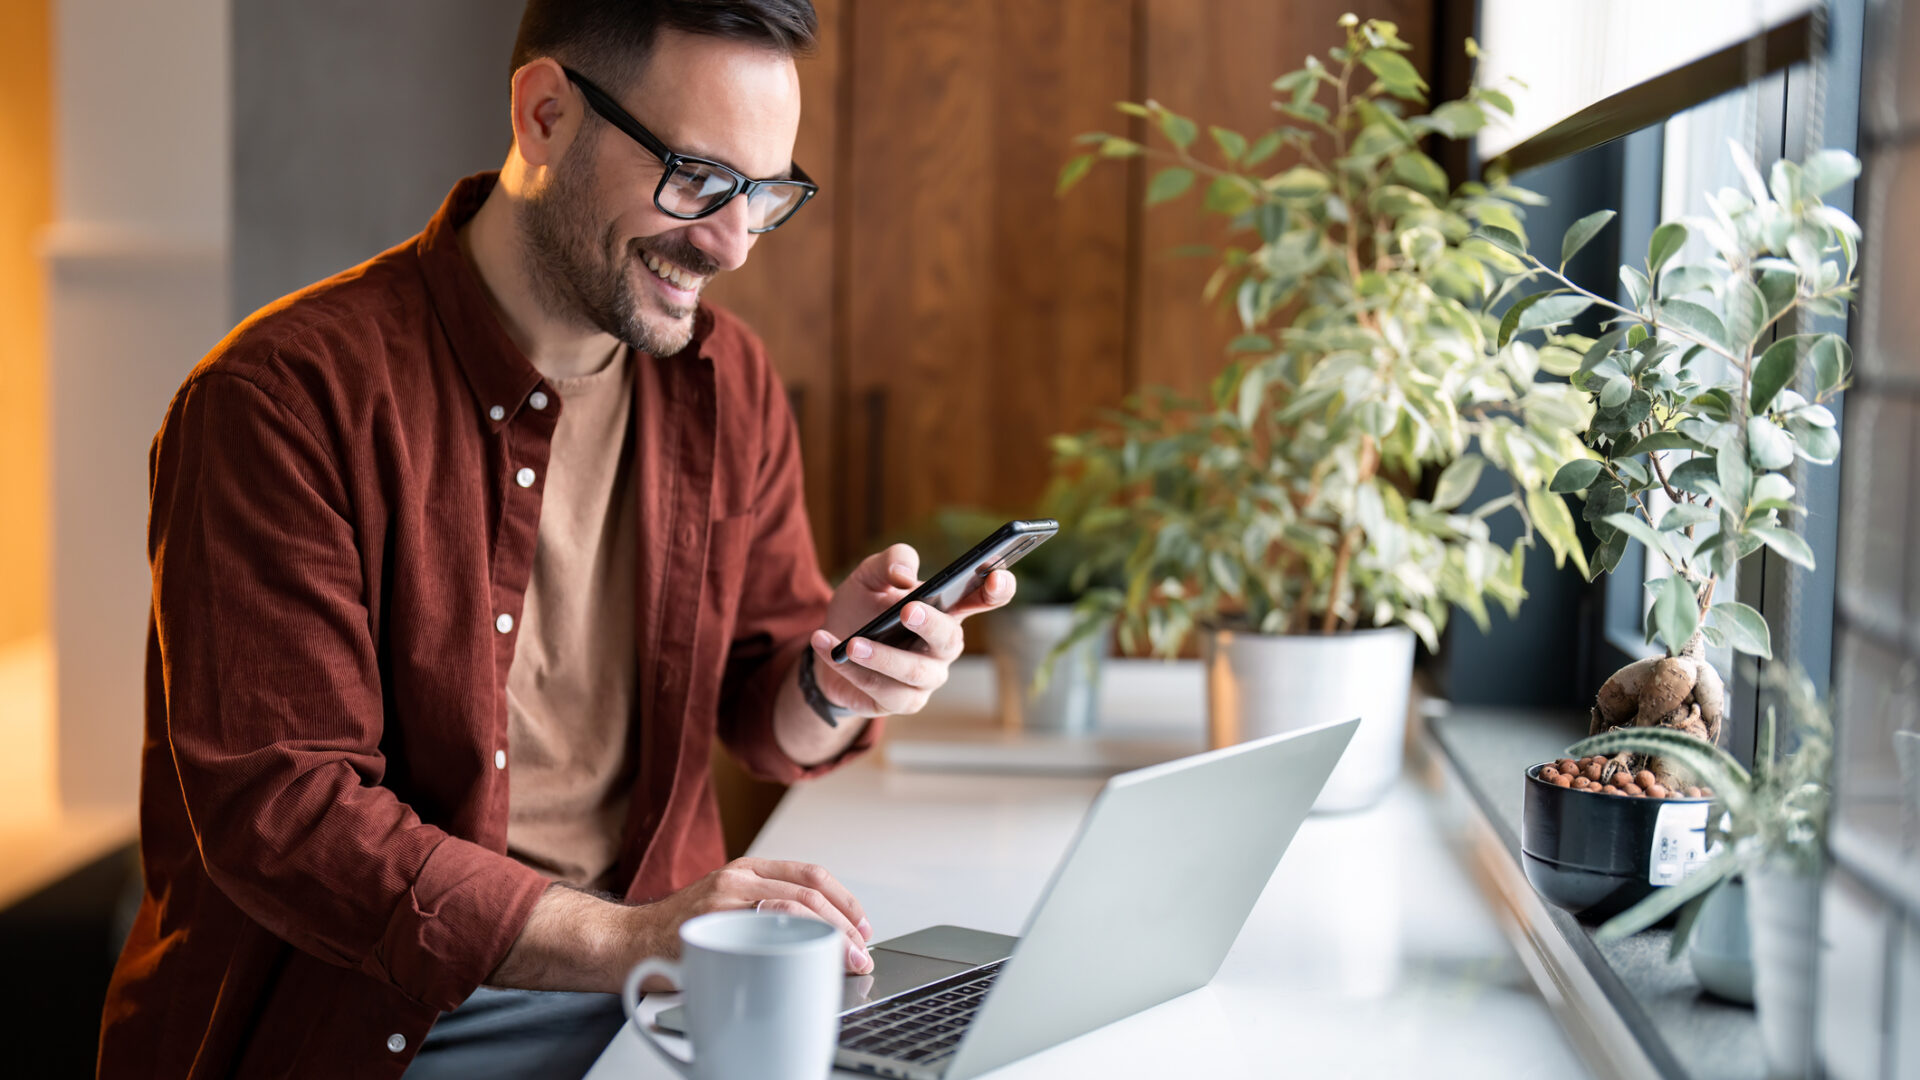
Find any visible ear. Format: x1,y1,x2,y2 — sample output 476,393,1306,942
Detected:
509,58,579,169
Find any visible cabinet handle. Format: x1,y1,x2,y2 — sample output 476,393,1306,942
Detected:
864,387,887,542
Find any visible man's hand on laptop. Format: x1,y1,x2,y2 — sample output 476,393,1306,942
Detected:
642,857,875,981
490,857,874,994
810,543,1016,718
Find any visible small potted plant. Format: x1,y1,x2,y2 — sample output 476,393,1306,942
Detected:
1055,16,1590,810
1568,666,1832,1078
1477,142,1858,782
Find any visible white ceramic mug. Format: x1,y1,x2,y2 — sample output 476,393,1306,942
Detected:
622,910,843,1080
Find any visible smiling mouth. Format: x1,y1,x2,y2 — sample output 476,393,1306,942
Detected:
641,251,703,293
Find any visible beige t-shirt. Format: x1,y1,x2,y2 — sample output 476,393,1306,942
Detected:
505,347,639,889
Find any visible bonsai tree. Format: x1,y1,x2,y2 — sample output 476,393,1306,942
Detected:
1477,143,1859,788
1567,664,1831,955
1052,15,1590,656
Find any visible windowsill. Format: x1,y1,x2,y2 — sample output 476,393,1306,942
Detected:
1423,706,1766,1080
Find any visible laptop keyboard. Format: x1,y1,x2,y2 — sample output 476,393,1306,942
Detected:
838,960,1005,1071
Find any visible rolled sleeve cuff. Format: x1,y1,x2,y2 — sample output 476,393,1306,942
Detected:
370,835,551,1011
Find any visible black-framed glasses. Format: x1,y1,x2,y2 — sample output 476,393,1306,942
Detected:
563,67,817,234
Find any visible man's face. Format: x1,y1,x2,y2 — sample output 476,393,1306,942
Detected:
519,31,802,355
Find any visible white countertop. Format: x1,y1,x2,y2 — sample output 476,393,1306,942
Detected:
587,660,1588,1078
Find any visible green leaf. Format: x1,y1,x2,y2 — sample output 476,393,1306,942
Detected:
1427,100,1488,137
1158,111,1197,150
1659,298,1729,351
1431,453,1486,511
1478,88,1515,116
1264,166,1331,200
1750,523,1816,569
1620,265,1650,310
1528,489,1590,577
1603,512,1678,568
1203,175,1255,214
1516,294,1595,336
1809,334,1851,397
1725,277,1769,350
1549,458,1603,493
1801,149,1861,196
1615,431,1704,457
1596,854,1741,945
1056,153,1094,196
1750,337,1800,414
1717,448,1752,507
1359,49,1428,99
1561,209,1617,268
1114,101,1151,118
1146,167,1195,205
1648,221,1689,276
1654,573,1701,654
1389,152,1449,198
1209,125,1248,162
1243,130,1284,166
1599,373,1632,408
1658,504,1716,532
1472,226,1526,256
1710,601,1772,658
1747,416,1794,470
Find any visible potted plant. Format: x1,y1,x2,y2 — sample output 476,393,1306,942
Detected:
1568,665,1832,1077
1478,142,1858,785
1055,16,1591,811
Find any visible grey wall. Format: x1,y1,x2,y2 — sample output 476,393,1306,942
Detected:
232,0,526,319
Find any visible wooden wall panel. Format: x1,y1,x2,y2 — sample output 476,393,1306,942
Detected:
838,0,1134,561
704,0,844,564
1133,0,1435,396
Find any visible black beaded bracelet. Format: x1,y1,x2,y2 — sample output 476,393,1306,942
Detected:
798,648,855,728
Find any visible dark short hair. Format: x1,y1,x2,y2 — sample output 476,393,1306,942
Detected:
510,0,817,89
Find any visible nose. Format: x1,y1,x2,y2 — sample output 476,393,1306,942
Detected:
686,194,758,274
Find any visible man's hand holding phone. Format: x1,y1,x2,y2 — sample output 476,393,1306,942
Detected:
809,542,1017,718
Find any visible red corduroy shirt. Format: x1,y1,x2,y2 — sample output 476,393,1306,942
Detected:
97,173,877,1079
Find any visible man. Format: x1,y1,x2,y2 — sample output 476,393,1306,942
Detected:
97,2,1015,1077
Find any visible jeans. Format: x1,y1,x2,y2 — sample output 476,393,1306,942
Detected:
401,986,628,1080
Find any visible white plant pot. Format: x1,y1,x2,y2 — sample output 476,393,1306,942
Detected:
1748,865,1821,1078
984,605,1109,735
1688,878,1754,1004
1203,625,1415,813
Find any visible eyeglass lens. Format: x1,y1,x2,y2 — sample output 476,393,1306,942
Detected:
661,161,808,230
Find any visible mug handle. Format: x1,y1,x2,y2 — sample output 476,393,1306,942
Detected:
622,958,696,1079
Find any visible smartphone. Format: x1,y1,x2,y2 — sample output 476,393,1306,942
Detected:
830,518,1059,663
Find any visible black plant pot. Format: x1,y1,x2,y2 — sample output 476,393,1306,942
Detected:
1520,763,1713,921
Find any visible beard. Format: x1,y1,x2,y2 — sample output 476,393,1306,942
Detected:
517,141,719,357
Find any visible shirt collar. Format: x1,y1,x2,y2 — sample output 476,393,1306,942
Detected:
416,172,718,431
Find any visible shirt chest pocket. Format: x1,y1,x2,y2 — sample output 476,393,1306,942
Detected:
699,509,758,652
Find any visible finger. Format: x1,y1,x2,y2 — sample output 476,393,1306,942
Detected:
741,858,871,930
853,543,920,593
896,600,965,661
810,631,887,715
754,899,874,974
946,569,1018,620
835,640,940,705
740,875,867,957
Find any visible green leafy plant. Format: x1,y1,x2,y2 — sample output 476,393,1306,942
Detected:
1053,15,1589,655
1566,664,1832,956
1481,143,1859,661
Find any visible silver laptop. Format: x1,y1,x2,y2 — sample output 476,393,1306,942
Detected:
659,718,1357,1079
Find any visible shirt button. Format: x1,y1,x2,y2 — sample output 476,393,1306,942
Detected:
495,612,514,634
487,405,505,422
495,749,507,770
386,1033,406,1053
515,467,536,488
529,390,550,410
